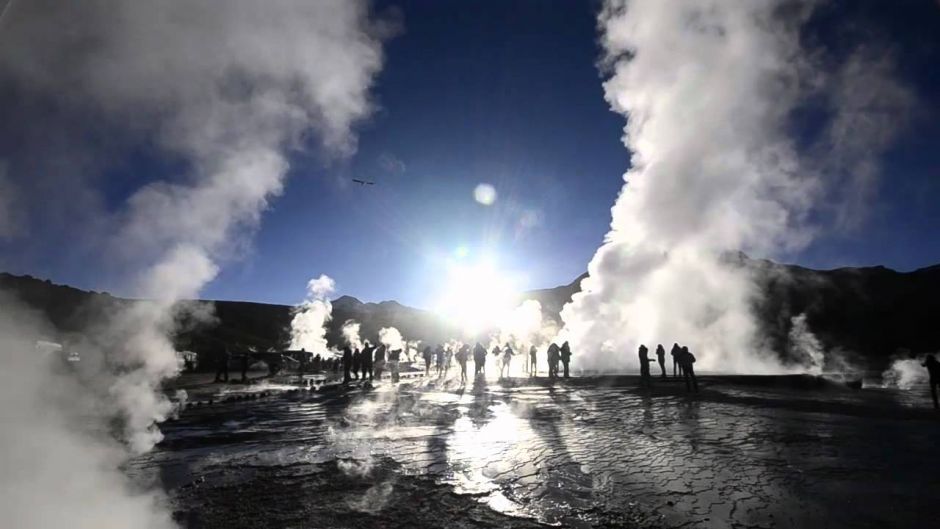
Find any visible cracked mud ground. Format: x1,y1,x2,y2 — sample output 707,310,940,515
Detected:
131,375,940,528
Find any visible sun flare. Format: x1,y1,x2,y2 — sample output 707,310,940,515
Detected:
436,260,517,334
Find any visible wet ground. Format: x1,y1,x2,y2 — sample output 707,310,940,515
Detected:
131,372,940,529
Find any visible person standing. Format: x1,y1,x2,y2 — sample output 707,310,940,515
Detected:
361,342,374,382
473,342,487,376
500,343,514,379
435,344,446,377
389,348,401,383
529,345,538,376
638,345,652,388
351,347,361,380
456,344,469,384
922,355,940,409
656,344,666,378
374,344,387,380
342,346,352,384
423,345,433,376
679,346,698,392
214,346,230,383
560,341,572,378
547,343,560,379
298,348,307,380
241,353,252,384
670,343,683,377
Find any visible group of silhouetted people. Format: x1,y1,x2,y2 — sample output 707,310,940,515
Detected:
543,341,572,379
638,342,697,392
341,342,381,383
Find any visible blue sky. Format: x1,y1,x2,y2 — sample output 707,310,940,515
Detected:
1,0,939,308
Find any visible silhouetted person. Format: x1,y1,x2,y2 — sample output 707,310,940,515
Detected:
547,343,560,379
361,342,374,381
670,343,683,377
529,345,538,376
560,341,572,378
342,346,352,384
423,346,433,376
435,344,445,376
456,344,469,383
374,344,387,380
298,348,308,378
351,348,361,380
638,345,652,388
500,343,514,378
923,355,940,409
679,346,698,392
389,348,402,382
214,346,230,383
656,344,666,378
473,342,487,376
240,353,250,383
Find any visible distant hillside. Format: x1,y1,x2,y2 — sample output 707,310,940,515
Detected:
0,272,573,357
2,257,939,369
745,258,940,368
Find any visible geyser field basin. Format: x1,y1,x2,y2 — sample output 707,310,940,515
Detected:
135,373,940,528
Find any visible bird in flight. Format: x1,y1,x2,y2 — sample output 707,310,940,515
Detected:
352,178,375,186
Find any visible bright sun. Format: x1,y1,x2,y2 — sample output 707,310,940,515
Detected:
436,259,516,334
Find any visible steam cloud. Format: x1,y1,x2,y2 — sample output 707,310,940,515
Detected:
0,293,177,528
561,0,910,372
290,275,337,356
342,320,364,349
493,299,556,352
378,326,405,351
882,353,930,390
788,314,824,375
0,1,390,527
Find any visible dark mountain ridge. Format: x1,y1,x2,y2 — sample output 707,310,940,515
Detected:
2,256,938,370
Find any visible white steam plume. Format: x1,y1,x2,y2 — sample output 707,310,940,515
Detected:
787,313,824,375
0,1,390,527
0,293,176,529
881,351,930,390
378,326,405,351
561,0,910,373
290,275,336,356
342,320,363,349
1,0,388,443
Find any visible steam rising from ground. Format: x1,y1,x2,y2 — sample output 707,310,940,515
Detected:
0,294,177,529
492,299,556,352
788,314,824,375
0,1,389,527
379,326,405,351
561,0,910,373
290,275,336,356
882,352,930,390
342,320,364,349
